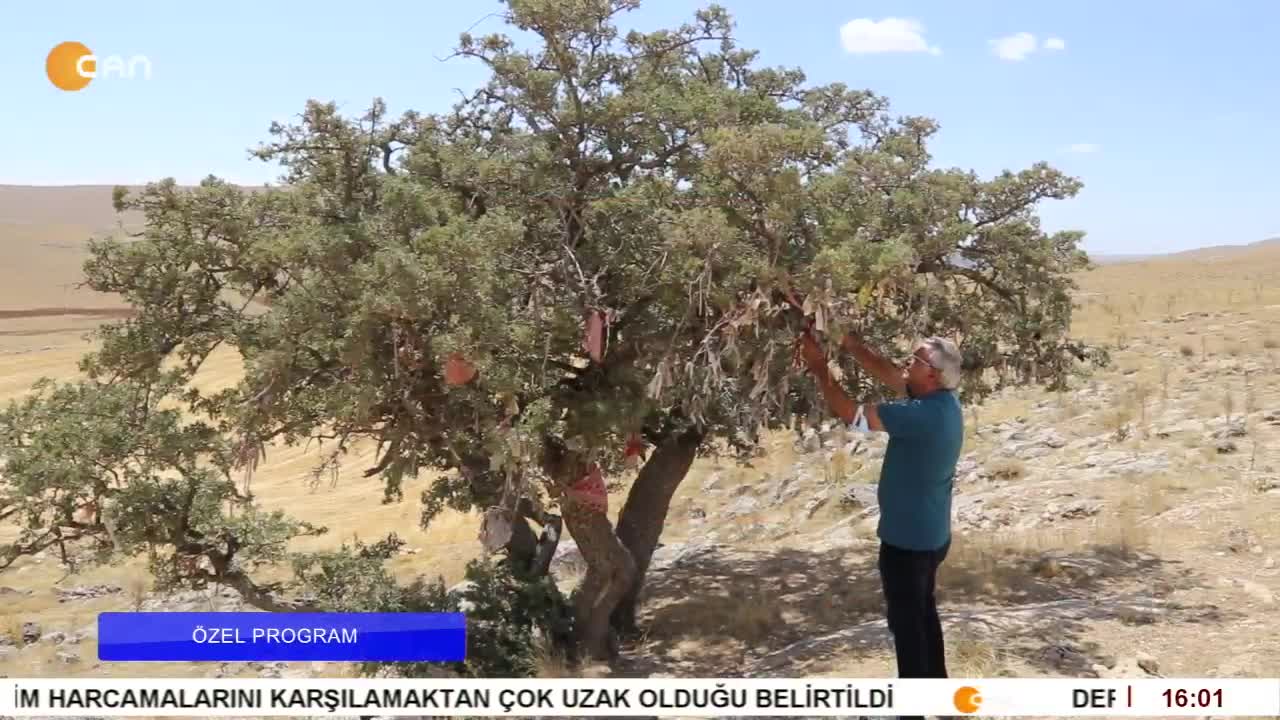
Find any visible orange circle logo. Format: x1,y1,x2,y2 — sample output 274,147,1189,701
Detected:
46,41,95,91
953,685,983,713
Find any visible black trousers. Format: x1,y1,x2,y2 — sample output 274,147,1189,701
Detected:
878,539,951,680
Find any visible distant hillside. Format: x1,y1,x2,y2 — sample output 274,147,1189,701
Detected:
0,185,145,234
1170,236,1280,261
1092,237,1280,265
1,183,1275,311
0,184,265,313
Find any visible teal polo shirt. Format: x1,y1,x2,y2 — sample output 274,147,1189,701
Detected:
874,388,964,551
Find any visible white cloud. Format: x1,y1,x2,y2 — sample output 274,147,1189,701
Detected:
840,18,941,56
990,32,1038,61
1044,36,1066,51
1066,143,1101,154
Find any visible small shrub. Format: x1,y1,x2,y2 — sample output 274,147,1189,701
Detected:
125,572,150,612
985,457,1026,481
1179,344,1195,358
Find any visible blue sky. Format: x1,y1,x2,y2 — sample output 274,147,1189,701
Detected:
3,0,1277,254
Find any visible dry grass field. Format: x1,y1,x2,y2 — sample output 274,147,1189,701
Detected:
1,186,1277,689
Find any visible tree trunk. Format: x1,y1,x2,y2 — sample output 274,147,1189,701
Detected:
610,429,702,637
541,439,636,661
562,500,635,659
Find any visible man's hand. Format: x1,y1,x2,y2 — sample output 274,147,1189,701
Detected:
796,329,859,425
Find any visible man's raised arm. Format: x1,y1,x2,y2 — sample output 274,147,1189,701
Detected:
796,330,887,432
840,333,907,397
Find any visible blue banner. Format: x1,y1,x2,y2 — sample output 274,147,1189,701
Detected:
97,612,466,662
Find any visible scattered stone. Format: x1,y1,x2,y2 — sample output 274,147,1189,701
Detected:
701,473,723,492
799,429,822,453
21,623,41,645
1265,557,1276,570
1003,429,1069,460
140,585,245,612
55,651,80,665
1040,643,1089,669
1041,498,1102,522
0,586,30,597
1077,450,1170,476
766,473,803,506
1032,556,1065,579
446,581,477,613
688,507,706,520
1253,476,1280,493
1096,655,1162,678
40,631,67,646
57,584,123,602
1213,419,1248,439
1216,440,1238,454
803,496,828,519
550,542,586,576
955,457,982,483
724,495,761,518
650,541,715,570
838,484,878,513
1236,579,1276,605
1153,419,1201,438
1226,528,1257,554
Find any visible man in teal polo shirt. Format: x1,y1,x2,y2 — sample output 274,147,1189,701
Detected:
797,328,964,692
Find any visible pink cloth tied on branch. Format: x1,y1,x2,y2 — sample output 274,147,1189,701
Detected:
566,463,608,514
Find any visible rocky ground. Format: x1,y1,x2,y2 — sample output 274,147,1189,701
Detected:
1,295,1278,720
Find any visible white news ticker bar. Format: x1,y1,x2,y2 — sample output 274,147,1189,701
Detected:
0,678,1276,717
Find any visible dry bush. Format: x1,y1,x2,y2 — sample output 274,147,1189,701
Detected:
823,451,858,486
1243,371,1256,416
985,457,1027,481
653,587,788,646
723,590,787,643
1130,293,1147,317
948,634,1007,677
1113,326,1130,351
124,571,150,612
533,637,578,678
1117,605,1158,626
1130,382,1153,437
0,620,25,647
1104,404,1134,443
1179,344,1195,358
